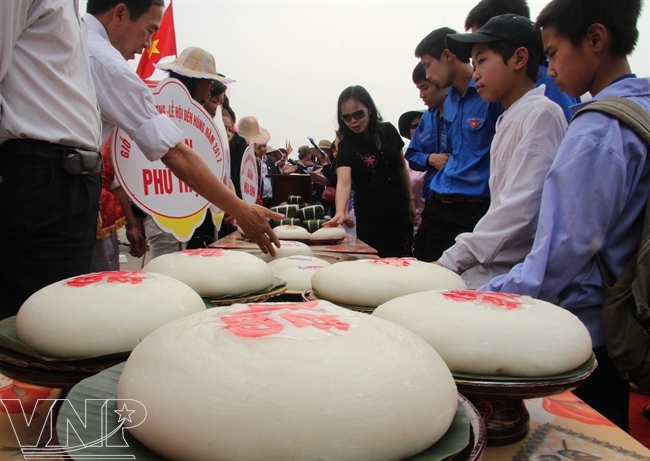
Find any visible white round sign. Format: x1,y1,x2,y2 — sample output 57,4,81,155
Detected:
239,143,259,205
112,78,227,223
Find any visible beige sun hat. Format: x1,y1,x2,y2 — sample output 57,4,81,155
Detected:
155,47,235,83
238,116,271,143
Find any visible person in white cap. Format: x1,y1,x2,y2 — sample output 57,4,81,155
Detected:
84,0,281,256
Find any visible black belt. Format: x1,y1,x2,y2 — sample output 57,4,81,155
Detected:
431,192,490,204
3,138,75,159
2,138,102,175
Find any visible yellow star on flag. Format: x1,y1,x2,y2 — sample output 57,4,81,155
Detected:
147,39,161,59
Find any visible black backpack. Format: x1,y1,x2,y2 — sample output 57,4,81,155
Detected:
572,97,650,390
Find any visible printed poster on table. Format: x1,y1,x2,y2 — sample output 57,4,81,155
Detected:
239,143,259,205
111,78,229,241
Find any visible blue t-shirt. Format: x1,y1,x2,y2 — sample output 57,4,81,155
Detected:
427,80,503,198
405,107,449,199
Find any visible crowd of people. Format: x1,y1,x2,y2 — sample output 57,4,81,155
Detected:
1,0,649,436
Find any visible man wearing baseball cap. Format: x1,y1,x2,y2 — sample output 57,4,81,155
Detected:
433,15,567,290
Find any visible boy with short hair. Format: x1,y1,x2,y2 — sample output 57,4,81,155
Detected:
481,0,649,430
438,14,567,289
405,63,449,248
464,0,580,123
412,28,503,262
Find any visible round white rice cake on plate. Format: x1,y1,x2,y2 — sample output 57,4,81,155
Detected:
16,271,205,359
117,300,458,461
143,248,274,298
311,257,466,307
373,289,593,377
311,226,346,240
273,225,312,240
258,240,314,262
276,265,326,292
267,255,331,272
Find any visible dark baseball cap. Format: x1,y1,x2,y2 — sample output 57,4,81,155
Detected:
446,14,543,63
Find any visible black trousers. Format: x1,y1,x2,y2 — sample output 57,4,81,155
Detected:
356,210,413,258
0,140,100,319
573,345,630,432
414,198,490,262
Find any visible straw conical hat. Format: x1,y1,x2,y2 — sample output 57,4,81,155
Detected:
155,47,235,83
238,116,270,143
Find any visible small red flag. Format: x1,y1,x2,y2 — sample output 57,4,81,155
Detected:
136,0,177,80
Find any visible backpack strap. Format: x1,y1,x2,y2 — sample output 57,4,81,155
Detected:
572,96,650,145
572,97,650,285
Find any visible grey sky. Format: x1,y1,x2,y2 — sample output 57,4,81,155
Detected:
111,1,649,151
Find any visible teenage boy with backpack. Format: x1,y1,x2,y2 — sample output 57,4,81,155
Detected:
436,14,567,289
481,0,650,431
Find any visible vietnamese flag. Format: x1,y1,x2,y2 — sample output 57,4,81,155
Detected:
136,0,177,80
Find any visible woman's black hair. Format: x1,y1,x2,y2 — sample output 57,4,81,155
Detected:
336,85,383,142
210,80,227,98
169,71,198,100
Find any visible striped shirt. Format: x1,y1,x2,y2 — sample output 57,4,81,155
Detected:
84,13,182,162
0,0,101,150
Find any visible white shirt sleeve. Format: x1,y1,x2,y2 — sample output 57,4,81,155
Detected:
440,97,567,272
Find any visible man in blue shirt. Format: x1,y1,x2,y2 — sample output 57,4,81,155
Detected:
464,0,580,123
481,0,649,431
405,63,450,259
412,28,503,262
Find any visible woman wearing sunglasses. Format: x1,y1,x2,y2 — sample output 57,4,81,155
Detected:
325,85,415,257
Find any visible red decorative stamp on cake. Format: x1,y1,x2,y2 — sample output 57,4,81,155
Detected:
181,248,223,257
218,301,358,340
67,271,147,287
368,257,417,267
442,290,523,310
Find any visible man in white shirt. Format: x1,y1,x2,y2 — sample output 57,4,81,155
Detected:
84,0,281,255
0,0,103,319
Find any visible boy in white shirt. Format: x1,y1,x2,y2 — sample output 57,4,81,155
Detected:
436,14,567,288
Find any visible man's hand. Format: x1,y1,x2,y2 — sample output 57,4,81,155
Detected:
428,153,450,170
232,204,283,255
281,164,298,174
126,221,146,258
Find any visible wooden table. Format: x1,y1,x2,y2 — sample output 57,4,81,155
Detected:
210,231,379,256
482,391,649,460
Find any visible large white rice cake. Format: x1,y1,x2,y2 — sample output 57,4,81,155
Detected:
311,226,346,240
16,271,205,359
273,224,312,240
268,255,331,272
276,265,324,292
117,300,458,461
373,289,593,377
143,248,274,297
311,258,466,307
258,240,314,262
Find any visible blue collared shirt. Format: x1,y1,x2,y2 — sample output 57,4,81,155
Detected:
481,77,650,347
427,80,503,198
537,65,581,123
404,107,448,199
